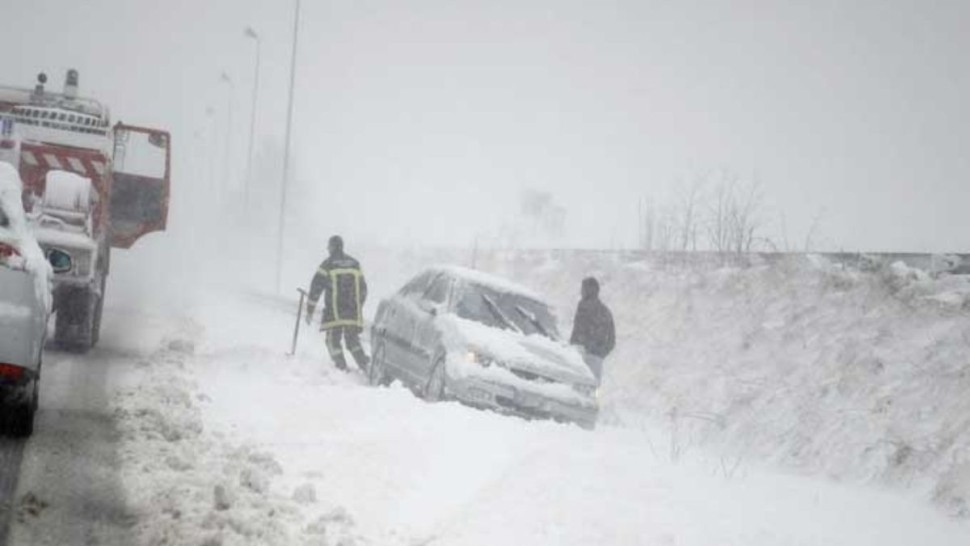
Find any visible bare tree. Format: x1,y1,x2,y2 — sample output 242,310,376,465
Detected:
639,170,771,261
727,180,762,254
655,207,677,252
803,208,824,252
705,172,739,254
675,175,704,251
704,172,763,259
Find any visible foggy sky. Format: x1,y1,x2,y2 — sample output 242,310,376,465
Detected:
2,0,968,252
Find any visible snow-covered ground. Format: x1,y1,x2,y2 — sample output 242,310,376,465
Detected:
8,245,970,545
468,250,970,516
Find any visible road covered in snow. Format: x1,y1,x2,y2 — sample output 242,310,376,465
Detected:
1,254,968,546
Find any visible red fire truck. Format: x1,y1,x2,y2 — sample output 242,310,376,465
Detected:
0,70,172,351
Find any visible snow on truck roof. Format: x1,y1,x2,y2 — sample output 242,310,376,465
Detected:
0,85,107,119
431,265,545,302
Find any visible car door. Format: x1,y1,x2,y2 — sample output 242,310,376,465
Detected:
409,273,453,382
379,272,432,385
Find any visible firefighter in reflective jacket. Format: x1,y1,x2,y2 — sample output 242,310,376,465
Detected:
305,235,369,371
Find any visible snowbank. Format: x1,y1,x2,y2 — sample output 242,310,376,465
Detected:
269,237,970,518
14,247,963,545
101,284,970,545
430,249,970,516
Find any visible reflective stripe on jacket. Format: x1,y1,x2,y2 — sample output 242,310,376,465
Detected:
306,253,368,330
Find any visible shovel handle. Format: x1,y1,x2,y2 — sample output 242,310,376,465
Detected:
289,288,308,356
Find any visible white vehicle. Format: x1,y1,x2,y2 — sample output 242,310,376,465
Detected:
369,266,599,429
0,162,51,437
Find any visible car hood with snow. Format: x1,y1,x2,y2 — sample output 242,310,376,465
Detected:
439,314,596,387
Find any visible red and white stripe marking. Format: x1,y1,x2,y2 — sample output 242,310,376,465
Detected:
20,149,108,180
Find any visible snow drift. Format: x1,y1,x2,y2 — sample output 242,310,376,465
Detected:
407,248,970,516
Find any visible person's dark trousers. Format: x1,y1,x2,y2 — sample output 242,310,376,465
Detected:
325,327,369,371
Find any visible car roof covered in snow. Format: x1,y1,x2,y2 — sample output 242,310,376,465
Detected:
429,265,545,302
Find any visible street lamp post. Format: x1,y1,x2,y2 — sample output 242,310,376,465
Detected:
204,105,217,197
243,26,261,213
218,72,235,209
276,0,302,292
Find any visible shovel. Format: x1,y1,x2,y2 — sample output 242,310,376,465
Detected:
288,288,308,356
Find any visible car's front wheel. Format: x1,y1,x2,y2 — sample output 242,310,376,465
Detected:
368,339,391,387
423,356,447,402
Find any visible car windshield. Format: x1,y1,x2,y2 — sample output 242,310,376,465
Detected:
455,283,560,340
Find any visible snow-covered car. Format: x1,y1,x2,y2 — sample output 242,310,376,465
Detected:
369,265,599,428
0,162,52,437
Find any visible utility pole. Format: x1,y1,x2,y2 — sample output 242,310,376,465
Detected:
218,72,234,209
244,26,261,213
276,0,302,292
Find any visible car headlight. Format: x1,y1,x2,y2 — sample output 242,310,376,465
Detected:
464,350,495,368
572,384,598,398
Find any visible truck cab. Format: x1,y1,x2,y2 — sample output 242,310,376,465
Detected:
0,70,172,350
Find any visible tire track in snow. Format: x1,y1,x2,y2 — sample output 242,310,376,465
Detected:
0,438,25,545
7,348,137,546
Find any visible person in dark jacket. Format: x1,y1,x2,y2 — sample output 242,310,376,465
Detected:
569,277,615,382
305,235,369,372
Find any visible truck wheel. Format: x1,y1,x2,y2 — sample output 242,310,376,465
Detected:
91,276,106,347
54,288,98,352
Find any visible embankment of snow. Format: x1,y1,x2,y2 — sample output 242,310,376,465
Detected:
113,287,970,545
109,324,369,546
404,249,970,516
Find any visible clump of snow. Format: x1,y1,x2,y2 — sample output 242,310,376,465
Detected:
292,484,317,505
100,317,374,546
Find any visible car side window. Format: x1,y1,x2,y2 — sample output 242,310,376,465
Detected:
399,272,432,298
424,275,451,305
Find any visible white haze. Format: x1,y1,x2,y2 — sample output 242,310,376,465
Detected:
1,0,968,257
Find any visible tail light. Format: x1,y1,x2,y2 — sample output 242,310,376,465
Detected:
0,363,25,382
0,242,21,259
